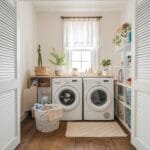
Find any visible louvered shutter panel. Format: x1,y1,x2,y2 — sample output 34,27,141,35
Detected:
132,0,150,150
0,0,20,149
136,0,150,80
0,0,17,80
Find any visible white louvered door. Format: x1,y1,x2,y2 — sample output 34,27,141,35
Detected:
0,0,20,150
132,0,150,150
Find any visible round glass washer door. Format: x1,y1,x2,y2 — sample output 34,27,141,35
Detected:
86,86,112,111
54,86,80,111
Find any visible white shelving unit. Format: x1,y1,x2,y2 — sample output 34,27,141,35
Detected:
114,43,132,132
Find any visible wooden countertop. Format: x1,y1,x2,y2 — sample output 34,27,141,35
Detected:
29,75,113,78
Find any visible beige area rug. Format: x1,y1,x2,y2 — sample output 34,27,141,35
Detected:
66,122,127,138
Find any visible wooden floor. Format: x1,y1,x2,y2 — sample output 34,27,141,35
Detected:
16,116,135,150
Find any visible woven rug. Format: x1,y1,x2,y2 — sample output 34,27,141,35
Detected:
66,122,127,138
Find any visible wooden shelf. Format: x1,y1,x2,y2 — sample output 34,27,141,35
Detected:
115,82,131,89
113,65,131,69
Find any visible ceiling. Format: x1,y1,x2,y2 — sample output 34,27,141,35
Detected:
32,0,128,12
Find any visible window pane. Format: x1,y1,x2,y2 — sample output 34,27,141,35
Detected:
72,61,81,71
72,51,81,61
82,62,91,72
82,51,91,61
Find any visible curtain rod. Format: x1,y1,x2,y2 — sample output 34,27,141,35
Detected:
61,16,102,20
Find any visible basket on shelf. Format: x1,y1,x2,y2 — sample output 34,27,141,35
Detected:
34,104,63,132
34,67,50,76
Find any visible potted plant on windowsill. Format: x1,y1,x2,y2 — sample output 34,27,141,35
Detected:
49,49,66,76
35,45,49,76
101,59,111,76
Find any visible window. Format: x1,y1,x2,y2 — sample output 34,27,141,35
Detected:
63,18,100,73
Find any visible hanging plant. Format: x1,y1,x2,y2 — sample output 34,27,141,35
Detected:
113,34,122,46
113,23,131,46
120,23,131,38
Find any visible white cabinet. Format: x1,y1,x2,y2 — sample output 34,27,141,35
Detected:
114,42,132,132
115,84,131,131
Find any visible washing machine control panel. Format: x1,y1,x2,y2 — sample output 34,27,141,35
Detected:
103,79,109,82
72,79,78,82
53,78,82,85
84,78,113,83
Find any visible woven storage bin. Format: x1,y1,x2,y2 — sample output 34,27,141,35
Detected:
34,104,63,133
35,67,49,76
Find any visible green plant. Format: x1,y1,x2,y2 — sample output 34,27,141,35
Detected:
101,59,111,68
49,48,66,65
37,44,42,67
121,23,131,38
73,68,78,71
113,34,122,46
113,23,131,46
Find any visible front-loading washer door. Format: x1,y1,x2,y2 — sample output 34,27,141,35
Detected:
86,86,112,111
54,86,80,111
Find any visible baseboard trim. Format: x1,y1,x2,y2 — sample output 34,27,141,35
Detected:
21,112,28,122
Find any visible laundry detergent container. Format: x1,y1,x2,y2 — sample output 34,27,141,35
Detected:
34,104,63,132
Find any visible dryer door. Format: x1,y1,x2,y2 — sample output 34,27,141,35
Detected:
86,86,112,111
54,86,80,111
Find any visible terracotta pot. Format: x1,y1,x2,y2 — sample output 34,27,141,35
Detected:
35,67,49,76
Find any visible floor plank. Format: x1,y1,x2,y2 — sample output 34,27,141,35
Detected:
16,117,136,150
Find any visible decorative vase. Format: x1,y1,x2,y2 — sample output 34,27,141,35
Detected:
35,67,49,76
55,65,64,76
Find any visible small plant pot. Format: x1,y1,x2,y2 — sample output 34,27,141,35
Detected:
72,69,78,76
55,65,64,76
35,67,49,76
102,70,109,76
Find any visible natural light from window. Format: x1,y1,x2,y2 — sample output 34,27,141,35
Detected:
63,18,100,73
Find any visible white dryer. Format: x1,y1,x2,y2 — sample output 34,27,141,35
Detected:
83,78,114,120
52,78,82,120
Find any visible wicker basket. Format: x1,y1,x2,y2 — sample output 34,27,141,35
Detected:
34,104,63,132
35,67,49,76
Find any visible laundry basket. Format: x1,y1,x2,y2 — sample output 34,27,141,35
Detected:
34,104,63,133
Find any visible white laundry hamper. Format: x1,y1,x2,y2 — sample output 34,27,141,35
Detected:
34,104,63,133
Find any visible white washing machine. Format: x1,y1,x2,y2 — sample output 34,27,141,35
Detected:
52,78,82,120
83,78,114,120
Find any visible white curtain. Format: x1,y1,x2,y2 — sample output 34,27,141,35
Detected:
63,18,100,73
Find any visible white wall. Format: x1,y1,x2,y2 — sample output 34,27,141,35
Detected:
36,11,121,73
120,0,132,23
18,2,37,120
